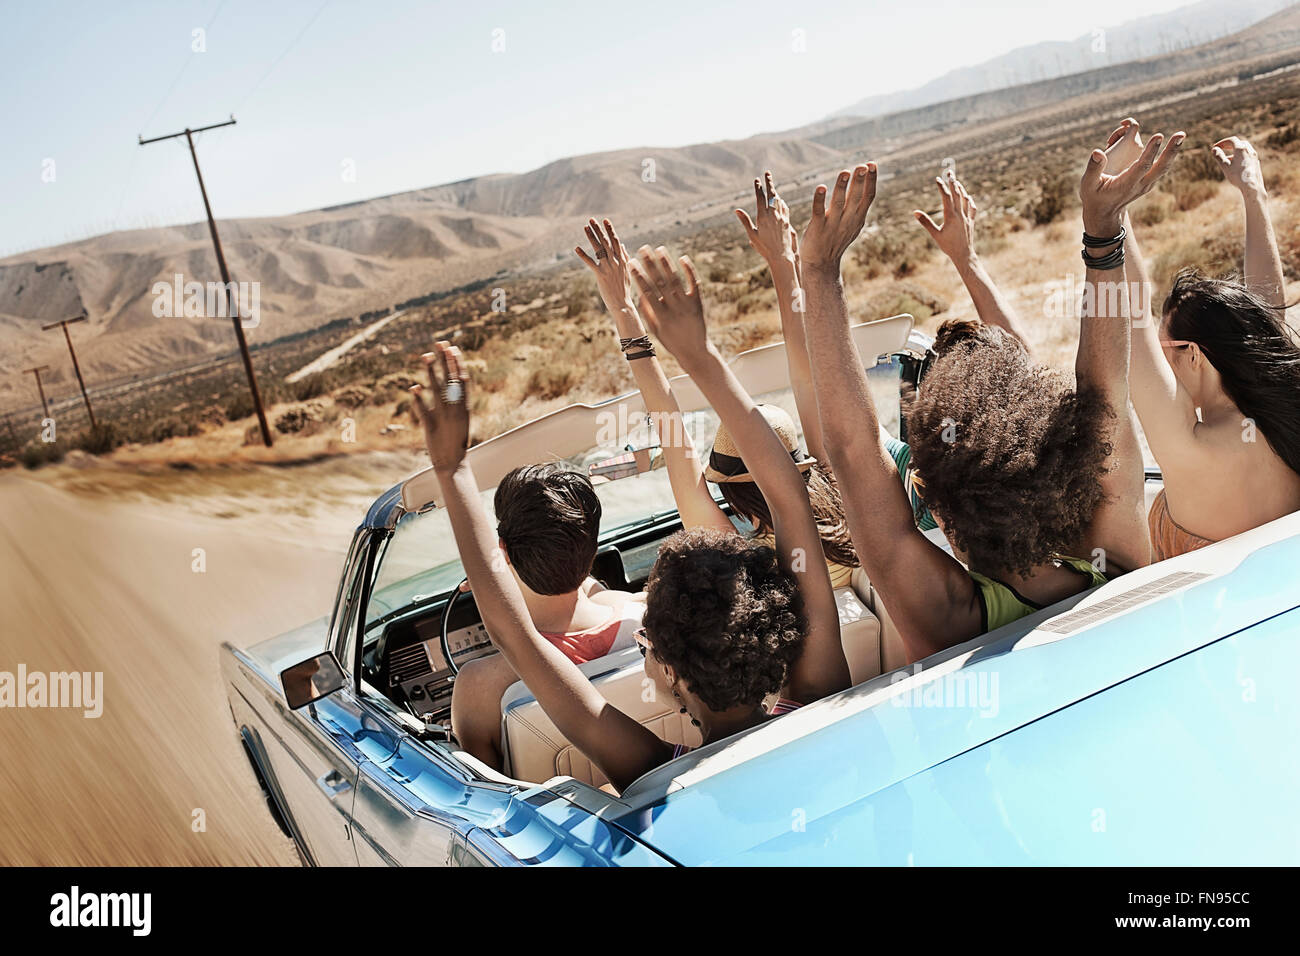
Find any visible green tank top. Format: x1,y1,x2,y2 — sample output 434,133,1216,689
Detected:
968,556,1109,633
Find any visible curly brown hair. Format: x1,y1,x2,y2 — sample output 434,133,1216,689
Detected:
905,318,1113,577
642,527,806,712
718,463,859,569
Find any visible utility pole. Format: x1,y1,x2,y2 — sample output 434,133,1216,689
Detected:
139,116,273,447
24,366,52,418
41,313,96,428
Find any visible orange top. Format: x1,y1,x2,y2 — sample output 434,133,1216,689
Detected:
1148,488,1216,562
539,602,642,664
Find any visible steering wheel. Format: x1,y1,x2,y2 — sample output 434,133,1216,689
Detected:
439,577,472,676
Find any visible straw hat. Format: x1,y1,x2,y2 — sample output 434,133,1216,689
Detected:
703,404,817,484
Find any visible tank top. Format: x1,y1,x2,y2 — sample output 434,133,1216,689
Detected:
968,556,1109,633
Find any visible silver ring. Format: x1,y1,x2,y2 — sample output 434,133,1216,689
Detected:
767,193,777,208
443,380,464,405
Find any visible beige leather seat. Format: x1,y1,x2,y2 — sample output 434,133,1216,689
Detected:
851,566,910,675
499,647,701,787
835,583,883,686
499,588,887,786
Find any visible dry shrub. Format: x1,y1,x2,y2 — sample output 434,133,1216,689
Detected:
1027,175,1072,226
332,385,370,408
1266,123,1299,151
1131,191,1176,227
1171,179,1218,212
1152,236,1244,288
862,284,949,324
852,228,933,279
274,401,328,435
527,365,578,400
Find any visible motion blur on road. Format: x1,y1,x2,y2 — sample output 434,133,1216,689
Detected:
0,454,413,864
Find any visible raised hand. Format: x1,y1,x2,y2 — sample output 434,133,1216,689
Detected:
575,218,634,308
799,163,877,277
409,341,471,473
1213,136,1266,195
1079,131,1184,237
628,246,709,364
914,169,978,266
1104,118,1145,173
735,171,798,270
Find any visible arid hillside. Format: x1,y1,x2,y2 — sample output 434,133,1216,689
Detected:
0,136,840,409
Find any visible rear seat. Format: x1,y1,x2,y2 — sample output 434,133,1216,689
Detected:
499,583,887,785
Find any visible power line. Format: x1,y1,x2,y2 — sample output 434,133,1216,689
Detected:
233,0,331,115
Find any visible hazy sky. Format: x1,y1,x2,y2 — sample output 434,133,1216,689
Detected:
2,0,1197,255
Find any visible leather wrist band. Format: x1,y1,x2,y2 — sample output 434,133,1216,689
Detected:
625,348,657,361
1082,243,1125,271
619,335,653,354
1082,226,1126,248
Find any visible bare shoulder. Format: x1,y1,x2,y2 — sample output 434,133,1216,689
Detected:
589,587,645,611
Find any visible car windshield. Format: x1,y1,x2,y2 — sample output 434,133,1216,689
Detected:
363,367,901,632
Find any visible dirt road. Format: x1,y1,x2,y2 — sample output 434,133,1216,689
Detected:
0,471,369,865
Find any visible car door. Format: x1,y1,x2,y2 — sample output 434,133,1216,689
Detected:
261,530,376,865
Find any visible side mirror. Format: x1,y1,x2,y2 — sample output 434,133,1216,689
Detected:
281,651,346,710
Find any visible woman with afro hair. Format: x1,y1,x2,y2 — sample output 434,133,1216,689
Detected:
796,140,1181,662
410,248,849,793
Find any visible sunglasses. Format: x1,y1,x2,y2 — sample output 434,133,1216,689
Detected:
634,627,649,658
1159,338,1194,350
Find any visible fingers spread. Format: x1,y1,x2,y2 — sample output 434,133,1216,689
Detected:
829,169,851,216
1081,148,1107,190
679,255,699,296
653,246,683,296
936,176,953,217
811,184,827,219
848,163,875,222
585,220,605,255
735,207,758,237
914,209,940,239
575,245,598,269
1142,133,1183,188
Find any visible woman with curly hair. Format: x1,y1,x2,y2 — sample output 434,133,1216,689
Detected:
410,248,848,791
796,139,1179,660
1107,119,1300,559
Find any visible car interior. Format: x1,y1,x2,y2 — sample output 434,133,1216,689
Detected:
350,315,1170,801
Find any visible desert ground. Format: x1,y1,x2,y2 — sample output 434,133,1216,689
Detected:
0,451,423,864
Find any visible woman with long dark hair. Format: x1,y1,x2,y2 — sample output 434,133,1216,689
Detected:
1112,120,1300,558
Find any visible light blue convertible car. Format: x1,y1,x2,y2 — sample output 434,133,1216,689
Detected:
222,315,1300,866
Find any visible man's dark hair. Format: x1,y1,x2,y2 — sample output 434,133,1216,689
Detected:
906,318,1113,577
494,464,601,595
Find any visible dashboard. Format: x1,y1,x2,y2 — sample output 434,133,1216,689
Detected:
369,537,670,723
371,598,498,721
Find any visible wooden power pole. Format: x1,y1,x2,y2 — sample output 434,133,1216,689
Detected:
24,365,52,419
42,313,96,428
139,116,273,447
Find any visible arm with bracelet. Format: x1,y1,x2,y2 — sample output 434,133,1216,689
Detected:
1072,130,1184,573
576,219,733,534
